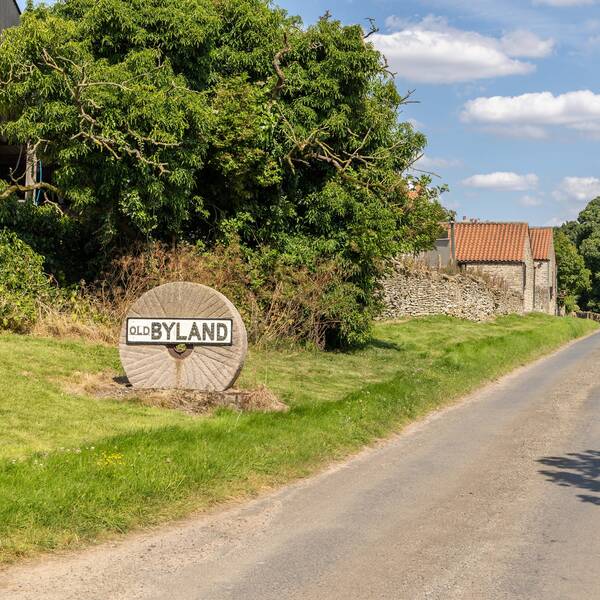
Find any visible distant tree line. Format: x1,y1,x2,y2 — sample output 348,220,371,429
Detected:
554,198,600,313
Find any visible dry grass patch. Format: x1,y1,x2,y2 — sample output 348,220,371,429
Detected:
62,370,288,415
32,312,115,345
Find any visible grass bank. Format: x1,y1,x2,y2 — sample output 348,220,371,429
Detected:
0,314,596,563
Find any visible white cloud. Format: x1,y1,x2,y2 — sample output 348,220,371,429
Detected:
462,90,600,138
553,177,600,202
520,194,544,206
545,216,567,227
415,155,463,169
371,16,552,84
385,15,409,30
533,0,594,6
462,172,539,191
482,125,549,139
500,30,555,58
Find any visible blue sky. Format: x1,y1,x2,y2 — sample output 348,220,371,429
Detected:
274,0,600,226
18,0,600,226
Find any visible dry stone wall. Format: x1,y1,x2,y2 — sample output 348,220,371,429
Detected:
380,260,524,321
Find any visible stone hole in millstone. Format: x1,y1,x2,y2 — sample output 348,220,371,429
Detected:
167,343,194,360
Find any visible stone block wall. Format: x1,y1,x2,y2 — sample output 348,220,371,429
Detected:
533,257,557,315
464,262,523,293
534,285,551,314
523,237,534,312
380,260,524,321
462,239,534,312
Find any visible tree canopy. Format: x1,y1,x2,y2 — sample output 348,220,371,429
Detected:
553,230,591,312
559,197,600,311
0,0,447,345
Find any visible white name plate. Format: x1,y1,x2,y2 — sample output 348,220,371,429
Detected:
126,318,233,346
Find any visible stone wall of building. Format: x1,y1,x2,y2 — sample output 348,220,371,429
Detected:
464,262,523,293
462,237,534,312
549,242,557,315
534,284,551,314
534,260,549,313
538,236,557,315
523,236,534,312
381,260,525,321
533,255,557,314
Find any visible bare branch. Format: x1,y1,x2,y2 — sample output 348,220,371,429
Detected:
398,89,419,105
41,197,65,214
363,17,379,39
379,55,397,78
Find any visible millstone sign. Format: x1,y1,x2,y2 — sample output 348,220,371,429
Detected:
119,282,247,391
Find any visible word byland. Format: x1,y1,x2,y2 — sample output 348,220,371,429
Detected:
126,318,233,346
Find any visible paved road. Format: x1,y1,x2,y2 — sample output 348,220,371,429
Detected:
3,333,600,599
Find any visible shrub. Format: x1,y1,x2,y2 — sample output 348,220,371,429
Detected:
90,242,373,348
0,230,54,332
0,197,97,283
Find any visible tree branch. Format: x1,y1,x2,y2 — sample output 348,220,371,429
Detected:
0,182,62,200
271,33,291,100
39,48,176,174
363,18,379,39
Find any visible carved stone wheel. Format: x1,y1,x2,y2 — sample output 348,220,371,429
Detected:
119,282,248,391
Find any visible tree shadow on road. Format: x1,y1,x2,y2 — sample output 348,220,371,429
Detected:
538,450,600,506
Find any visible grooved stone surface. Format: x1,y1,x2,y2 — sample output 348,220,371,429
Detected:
119,282,247,391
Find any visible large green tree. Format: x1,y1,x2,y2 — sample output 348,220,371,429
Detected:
560,197,600,311
553,230,591,312
0,0,447,344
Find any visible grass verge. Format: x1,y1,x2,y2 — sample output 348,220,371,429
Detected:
0,314,596,563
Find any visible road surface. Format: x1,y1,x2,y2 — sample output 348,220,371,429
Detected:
2,332,600,599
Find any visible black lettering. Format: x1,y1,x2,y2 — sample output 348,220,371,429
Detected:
129,326,136,336
176,322,186,341
151,322,162,340
217,323,228,342
162,321,176,341
143,326,150,336
202,322,215,342
188,322,201,341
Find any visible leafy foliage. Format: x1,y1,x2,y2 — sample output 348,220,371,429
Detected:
0,0,448,345
559,197,600,312
0,197,89,282
553,230,591,312
0,230,53,332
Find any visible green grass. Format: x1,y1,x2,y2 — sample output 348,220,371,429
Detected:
0,337,190,460
0,314,596,563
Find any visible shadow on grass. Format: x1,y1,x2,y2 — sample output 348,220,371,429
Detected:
364,338,405,351
538,450,600,506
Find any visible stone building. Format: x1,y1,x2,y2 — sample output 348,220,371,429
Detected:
453,222,535,312
420,221,558,315
530,227,557,315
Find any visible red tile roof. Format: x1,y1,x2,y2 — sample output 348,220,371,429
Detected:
453,222,529,262
529,227,553,260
